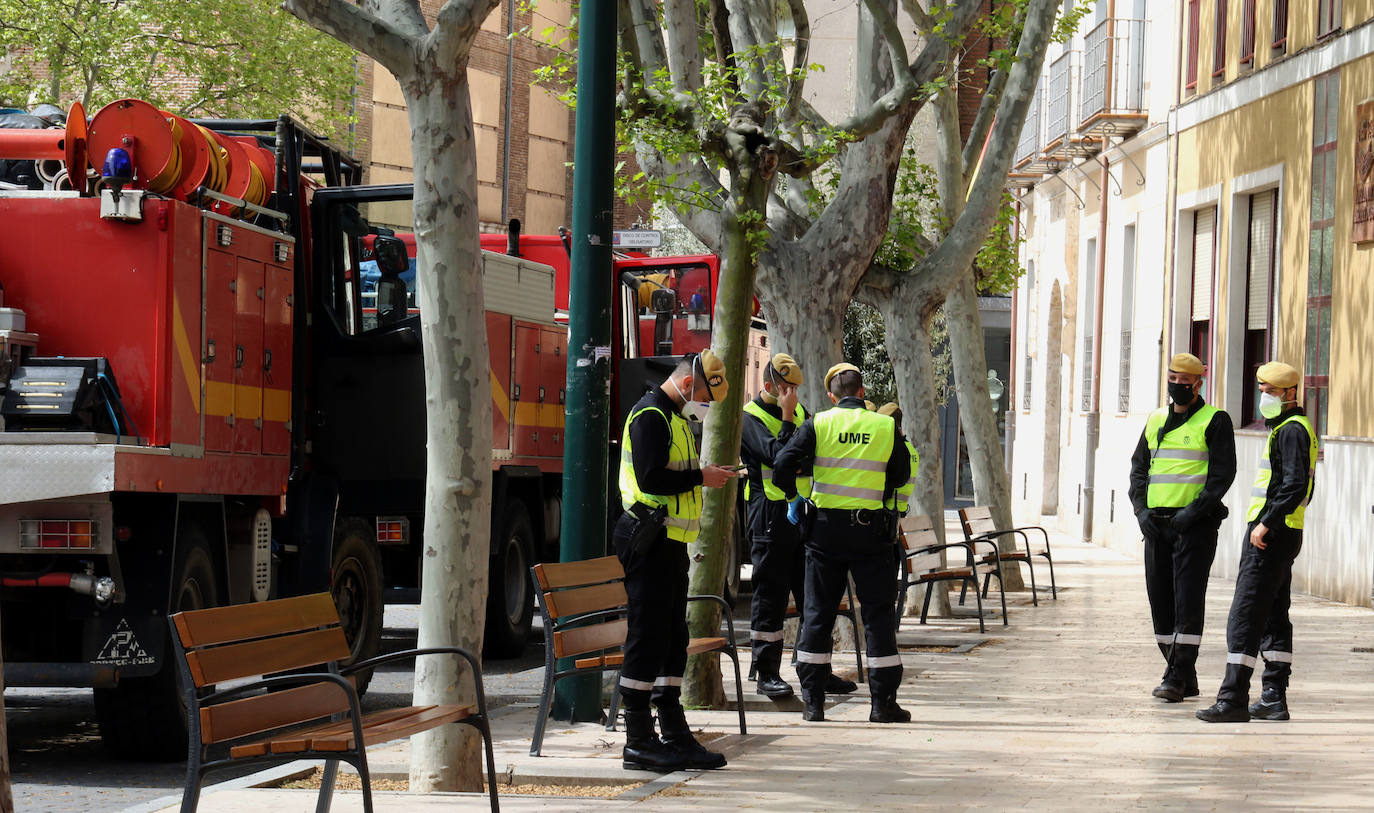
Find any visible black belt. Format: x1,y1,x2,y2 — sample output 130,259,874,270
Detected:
818,506,889,526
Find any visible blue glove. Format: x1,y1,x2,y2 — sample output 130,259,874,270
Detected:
787,496,805,525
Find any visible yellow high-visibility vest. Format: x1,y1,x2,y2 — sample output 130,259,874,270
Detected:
1245,413,1317,529
810,407,895,510
1143,404,1218,508
619,405,701,543
895,439,920,514
742,400,811,502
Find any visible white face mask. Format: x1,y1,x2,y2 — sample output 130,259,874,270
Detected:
1258,391,1287,419
670,375,711,422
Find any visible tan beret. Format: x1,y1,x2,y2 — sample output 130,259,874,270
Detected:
1257,361,1300,389
824,362,861,391
769,353,803,386
877,402,901,418
698,349,728,402
864,400,876,411
1168,352,1206,376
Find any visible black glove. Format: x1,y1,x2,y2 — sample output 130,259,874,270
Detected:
1170,503,1201,533
1135,508,1155,535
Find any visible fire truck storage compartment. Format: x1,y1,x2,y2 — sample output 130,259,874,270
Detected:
0,196,293,465
483,251,563,463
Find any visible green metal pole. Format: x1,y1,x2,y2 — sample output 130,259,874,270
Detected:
553,0,616,722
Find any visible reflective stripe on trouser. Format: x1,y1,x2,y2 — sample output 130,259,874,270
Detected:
612,513,690,709
749,499,805,676
796,510,902,700
1217,522,1302,704
1142,518,1218,683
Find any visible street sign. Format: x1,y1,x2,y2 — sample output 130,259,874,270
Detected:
613,229,662,248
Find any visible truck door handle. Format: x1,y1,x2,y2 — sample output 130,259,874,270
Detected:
263,349,272,373
235,345,245,369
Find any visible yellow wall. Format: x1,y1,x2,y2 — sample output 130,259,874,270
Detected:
1175,49,1374,437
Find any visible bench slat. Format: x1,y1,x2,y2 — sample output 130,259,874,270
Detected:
905,552,949,574
173,593,340,649
200,680,353,745
899,514,938,534
552,618,628,659
910,568,976,582
184,627,352,687
783,597,850,616
228,704,473,758
533,556,623,591
544,582,628,620
685,636,728,656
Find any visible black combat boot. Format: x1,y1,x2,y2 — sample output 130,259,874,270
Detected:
656,704,726,769
755,672,794,699
801,693,825,721
826,674,858,694
869,696,911,723
1195,700,1250,723
622,708,687,772
1249,687,1290,721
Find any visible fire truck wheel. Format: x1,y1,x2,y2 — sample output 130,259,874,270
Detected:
484,503,535,659
95,538,218,760
331,522,385,694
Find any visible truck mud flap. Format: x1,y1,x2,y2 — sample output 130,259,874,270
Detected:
82,613,166,679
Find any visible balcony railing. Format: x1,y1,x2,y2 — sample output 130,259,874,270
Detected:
1045,51,1077,149
1080,17,1148,134
1014,82,1043,167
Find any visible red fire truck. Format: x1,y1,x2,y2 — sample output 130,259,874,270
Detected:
0,100,761,758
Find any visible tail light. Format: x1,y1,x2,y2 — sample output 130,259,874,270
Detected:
19,519,96,549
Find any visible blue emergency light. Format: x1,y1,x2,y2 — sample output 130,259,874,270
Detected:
101,147,132,180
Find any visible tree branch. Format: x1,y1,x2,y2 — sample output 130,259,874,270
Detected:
901,0,935,34
663,0,702,93
911,0,1060,305
960,3,1025,178
282,0,416,77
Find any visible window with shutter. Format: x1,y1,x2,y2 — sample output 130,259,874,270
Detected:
1272,0,1288,53
1213,0,1228,78
1241,189,1277,423
1186,0,1201,90
1240,0,1256,65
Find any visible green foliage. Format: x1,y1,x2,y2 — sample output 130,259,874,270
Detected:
973,193,1025,295
0,0,356,136
842,302,953,409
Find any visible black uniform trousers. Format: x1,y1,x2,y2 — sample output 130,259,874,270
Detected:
612,512,690,711
1142,511,1219,685
747,496,806,677
795,508,902,701
1216,521,1301,704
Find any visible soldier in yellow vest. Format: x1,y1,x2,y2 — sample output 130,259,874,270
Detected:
1198,362,1316,723
740,354,857,699
1128,352,1236,703
773,363,911,723
614,350,738,770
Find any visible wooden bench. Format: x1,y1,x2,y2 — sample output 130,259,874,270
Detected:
897,514,1006,633
169,593,499,813
745,589,866,684
958,506,1057,605
528,555,745,757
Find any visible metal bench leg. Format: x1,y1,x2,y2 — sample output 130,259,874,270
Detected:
477,719,502,813
992,573,1008,625
606,673,622,732
1024,555,1040,607
919,582,933,625
179,766,203,813
316,758,339,813
530,669,557,756
726,649,748,735
969,576,986,634
1043,551,1058,599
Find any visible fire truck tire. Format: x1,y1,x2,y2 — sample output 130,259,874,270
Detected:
331,521,385,695
95,538,218,760
484,503,535,659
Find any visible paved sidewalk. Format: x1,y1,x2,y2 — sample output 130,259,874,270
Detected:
136,531,1374,812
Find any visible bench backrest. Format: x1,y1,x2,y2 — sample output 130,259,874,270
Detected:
531,555,629,660
170,592,354,746
899,514,946,576
959,506,998,538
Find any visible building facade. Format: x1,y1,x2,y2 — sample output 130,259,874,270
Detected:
356,0,576,234
1011,1,1374,606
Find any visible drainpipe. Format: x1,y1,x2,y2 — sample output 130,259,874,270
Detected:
1082,1,1116,546
500,0,515,223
